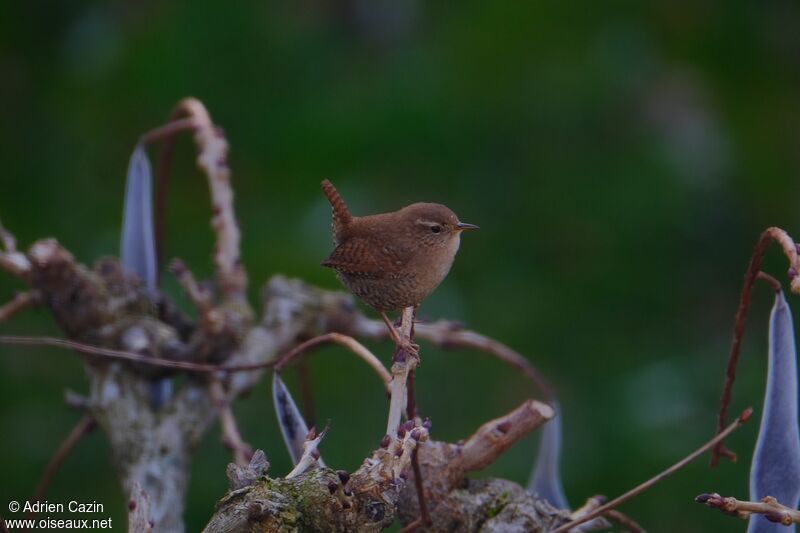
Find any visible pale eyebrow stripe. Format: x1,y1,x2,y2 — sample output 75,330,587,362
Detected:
415,218,439,226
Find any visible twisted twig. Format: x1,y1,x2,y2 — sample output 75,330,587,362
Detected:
696,493,800,525
712,227,800,466
29,415,97,518
550,408,752,533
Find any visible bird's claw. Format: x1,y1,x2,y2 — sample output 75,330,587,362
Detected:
394,340,420,363
404,341,420,356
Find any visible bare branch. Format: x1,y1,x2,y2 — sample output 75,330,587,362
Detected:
604,509,647,532
226,450,270,491
285,426,327,479
180,98,246,302
0,220,17,252
0,335,238,372
0,291,419,377
352,314,554,401
274,332,391,391
408,446,429,529
169,258,224,333
695,493,800,525
569,495,612,531
396,400,557,530
63,389,91,411
568,496,645,531
459,400,554,473
398,517,425,533
30,414,97,511
0,222,30,278
712,227,800,466
127,481,153,533
386,307,418,436
209,380,253,467
398,308,433,529
757,271,782,292
550,408,753,533
139,118,199,146
0,291,37,324
143,98,247,302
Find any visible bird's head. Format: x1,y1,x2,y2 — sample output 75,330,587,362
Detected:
401,202,479,247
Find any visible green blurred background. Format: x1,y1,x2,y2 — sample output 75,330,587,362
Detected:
2,1,800,531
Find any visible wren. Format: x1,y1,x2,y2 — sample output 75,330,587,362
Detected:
320,179,477,317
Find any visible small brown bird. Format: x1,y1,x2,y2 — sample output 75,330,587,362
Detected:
321,179,477,339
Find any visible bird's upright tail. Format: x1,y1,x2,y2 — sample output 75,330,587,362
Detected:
321,179,353,226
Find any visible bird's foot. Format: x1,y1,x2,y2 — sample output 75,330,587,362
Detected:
394,340,420,363
381,311,420,362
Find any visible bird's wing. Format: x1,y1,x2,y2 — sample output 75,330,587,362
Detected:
322,237,411,278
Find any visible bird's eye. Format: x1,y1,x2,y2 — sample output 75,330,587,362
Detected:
430,225,442,234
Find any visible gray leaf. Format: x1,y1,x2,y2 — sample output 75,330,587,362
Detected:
749,291,800,533
121,145,169,408
121,144,157,291
273,372,325,467
528,401,568,509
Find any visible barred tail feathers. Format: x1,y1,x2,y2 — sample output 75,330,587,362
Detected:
321,179,353,226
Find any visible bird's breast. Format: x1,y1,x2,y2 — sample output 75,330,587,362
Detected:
413,233,461,292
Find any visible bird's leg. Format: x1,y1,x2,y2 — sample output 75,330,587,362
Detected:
380,311,402,343
380,311,419,358
403,306,431,528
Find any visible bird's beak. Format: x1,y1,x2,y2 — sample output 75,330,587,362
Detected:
456,222,480,231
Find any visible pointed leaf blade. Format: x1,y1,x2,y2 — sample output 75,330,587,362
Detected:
273,372,325,467
121,145,170,407
121,144,157,291
748,291,800,533
528,401,568,509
